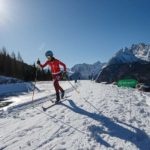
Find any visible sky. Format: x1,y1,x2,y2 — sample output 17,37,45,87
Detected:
0,0,150,68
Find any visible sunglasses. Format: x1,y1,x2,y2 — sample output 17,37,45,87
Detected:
47,56,52,59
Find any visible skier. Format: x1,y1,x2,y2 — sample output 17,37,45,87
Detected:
37,50,67,103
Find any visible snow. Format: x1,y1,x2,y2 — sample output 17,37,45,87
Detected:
0,81,150,150
0,76,22,84
0,81,74,112
0,82,33,97
131,44,150,62
108,48,139,65
71,61,104,79
106,43,150,67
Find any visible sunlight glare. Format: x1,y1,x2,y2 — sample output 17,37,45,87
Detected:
0,0,10,25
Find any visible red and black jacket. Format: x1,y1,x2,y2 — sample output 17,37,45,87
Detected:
40,58,66,75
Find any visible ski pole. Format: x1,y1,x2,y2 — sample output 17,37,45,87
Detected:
65,73,101,114
62,71,80,93
31,66,38,104
66,79,80,94
66,78,102,114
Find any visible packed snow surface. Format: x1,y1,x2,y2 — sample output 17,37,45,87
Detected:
0,81,150,150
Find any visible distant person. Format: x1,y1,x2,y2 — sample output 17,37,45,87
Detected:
74,74,78,83
75,79,77,83
37,50,67,103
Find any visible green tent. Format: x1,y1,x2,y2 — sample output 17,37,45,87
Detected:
117,79,138,88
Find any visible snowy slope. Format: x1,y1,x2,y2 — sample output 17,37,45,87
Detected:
0,81,150,150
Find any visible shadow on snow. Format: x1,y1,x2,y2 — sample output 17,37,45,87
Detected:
61,99,150,150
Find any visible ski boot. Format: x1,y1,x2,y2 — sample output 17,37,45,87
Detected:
55,92,60,104
61,90,65,99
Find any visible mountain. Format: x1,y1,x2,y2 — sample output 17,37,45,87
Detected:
96,43,150,83
107,43,150,66
71,61,105,80
131,43,150,61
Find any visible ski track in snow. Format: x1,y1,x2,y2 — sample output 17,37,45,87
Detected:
0,81,150,150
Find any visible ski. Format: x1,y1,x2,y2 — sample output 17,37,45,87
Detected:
49,95,71,103
42,95,71,111
42,99,67,111
42,103,58,111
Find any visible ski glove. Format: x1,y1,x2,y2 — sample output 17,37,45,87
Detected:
62,71,68,80
37,60,41,65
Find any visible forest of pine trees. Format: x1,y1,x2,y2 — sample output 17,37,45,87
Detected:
0,47,52,81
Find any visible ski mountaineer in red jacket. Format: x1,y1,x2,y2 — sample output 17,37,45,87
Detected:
37,50,67,103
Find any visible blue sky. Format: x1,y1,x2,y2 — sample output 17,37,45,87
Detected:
0,0,150,67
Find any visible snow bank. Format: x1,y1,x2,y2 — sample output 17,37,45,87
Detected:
0,82,34,97
0,76,22,84
0,81,75,112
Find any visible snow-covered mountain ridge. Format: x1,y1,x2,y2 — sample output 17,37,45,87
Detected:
108,43,150,65
71,61,105,79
